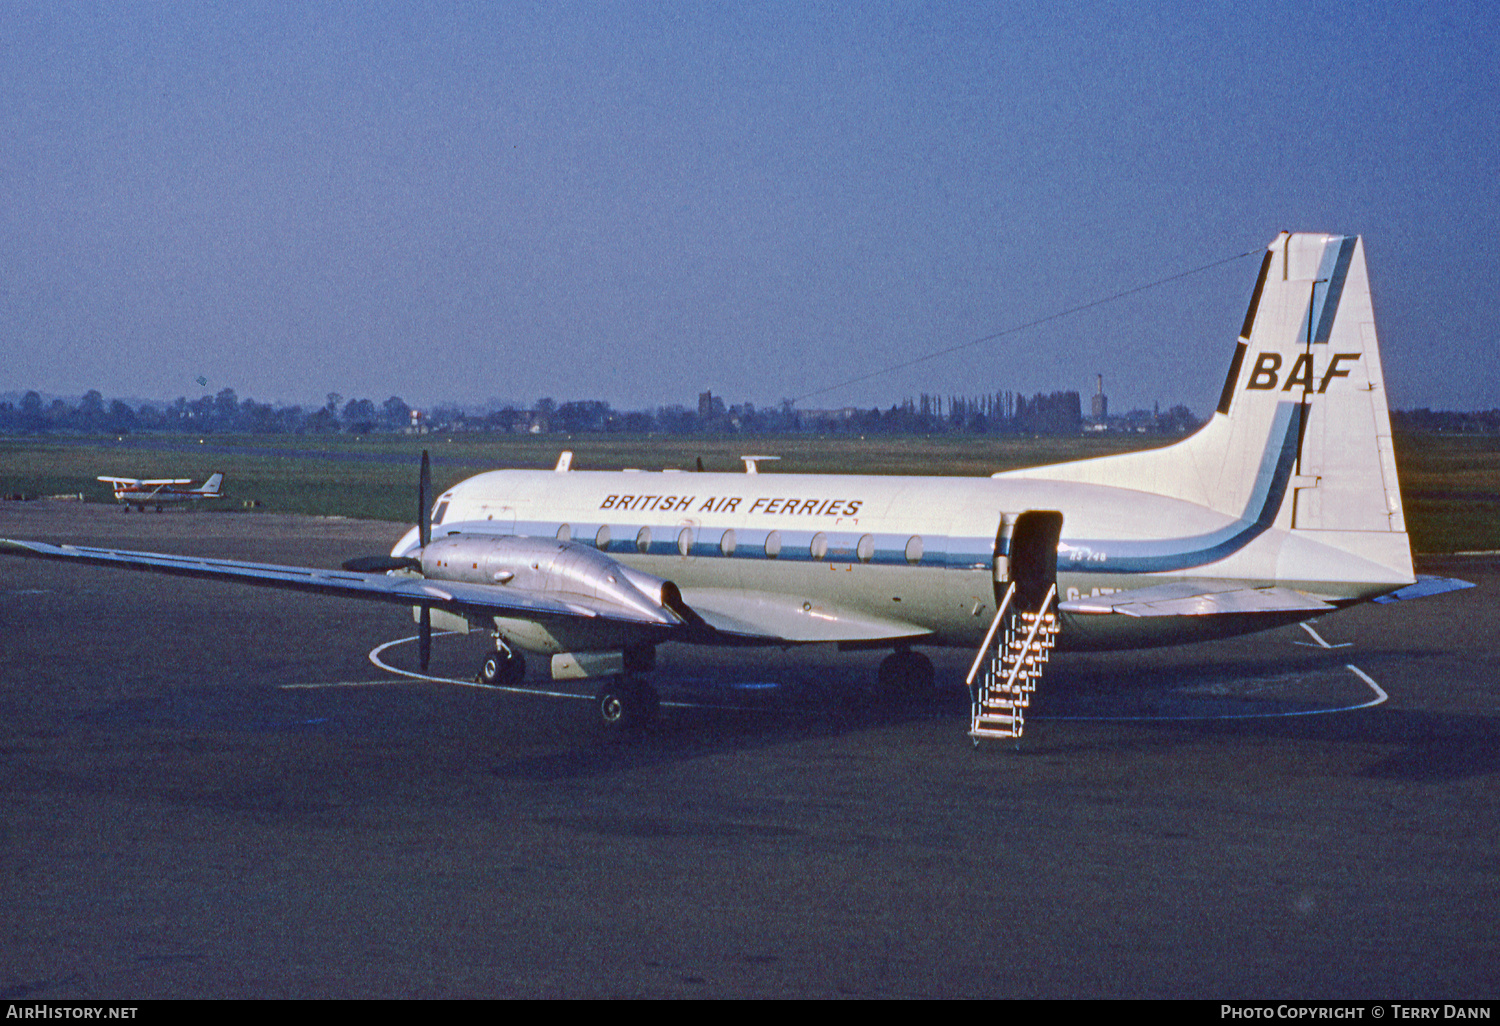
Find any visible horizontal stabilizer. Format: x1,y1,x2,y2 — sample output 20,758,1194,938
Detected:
1060,581,1334,618
1371,575,1475,604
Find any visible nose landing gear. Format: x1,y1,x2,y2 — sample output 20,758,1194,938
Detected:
595,676,660,732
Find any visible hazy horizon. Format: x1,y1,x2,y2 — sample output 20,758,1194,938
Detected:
4,2,1496,416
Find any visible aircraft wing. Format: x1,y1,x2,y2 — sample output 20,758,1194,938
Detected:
676,587,933,644
1058,580,1336,618
96,477,192,485
0,536,925,646
0,538,681,629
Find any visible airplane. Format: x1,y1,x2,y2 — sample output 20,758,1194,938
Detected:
98,472,226,512
2,232,1472,738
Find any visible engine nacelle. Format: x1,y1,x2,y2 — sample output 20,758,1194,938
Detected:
419,534,681,626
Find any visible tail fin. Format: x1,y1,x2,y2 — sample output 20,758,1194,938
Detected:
1010,232,1411,580
200,473,224,496
1212,233,1404,536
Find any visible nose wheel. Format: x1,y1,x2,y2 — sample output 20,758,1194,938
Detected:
595,676,660,732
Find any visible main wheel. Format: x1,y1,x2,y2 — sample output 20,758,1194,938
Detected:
595,677,659,731
479,650,526,686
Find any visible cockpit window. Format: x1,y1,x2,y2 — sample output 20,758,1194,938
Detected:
432,501,449,525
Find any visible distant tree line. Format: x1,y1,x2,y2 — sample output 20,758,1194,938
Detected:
0,389,411,435
0,386,1210,437
1390,408,1500,433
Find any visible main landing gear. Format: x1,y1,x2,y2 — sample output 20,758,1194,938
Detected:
477,643,526,686
475,636,660,732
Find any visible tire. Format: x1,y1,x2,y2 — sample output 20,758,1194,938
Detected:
480,650,526,686
595,677,659,731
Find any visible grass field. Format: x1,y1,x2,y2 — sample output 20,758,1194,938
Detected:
3,430,1497,552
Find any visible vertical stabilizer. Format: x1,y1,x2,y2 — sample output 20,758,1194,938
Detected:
1006,232,1411,579
1217,233,1404,537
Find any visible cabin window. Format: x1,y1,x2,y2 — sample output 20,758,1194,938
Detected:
905,535,924,565
677,527,693,556
857,534,875,563
595,525,611,550
720,529,737,557
636,527,652,554
556,523,572,542
764,531,782,559
809,532,828,560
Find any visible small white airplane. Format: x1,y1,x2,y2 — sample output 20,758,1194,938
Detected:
98,472,225,512
2,233,1470,737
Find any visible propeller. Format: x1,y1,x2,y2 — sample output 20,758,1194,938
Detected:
337,449,434,669
417,449,432,670
419,448,431,549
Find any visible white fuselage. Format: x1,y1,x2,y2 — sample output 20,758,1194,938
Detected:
393,465,1412,651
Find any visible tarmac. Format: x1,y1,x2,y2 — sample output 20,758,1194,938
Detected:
1,501,1496,999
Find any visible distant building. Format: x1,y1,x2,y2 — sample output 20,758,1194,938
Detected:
1091,374,1108,421
698,390,727,428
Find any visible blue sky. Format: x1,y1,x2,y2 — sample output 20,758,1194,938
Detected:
3,1,1496,415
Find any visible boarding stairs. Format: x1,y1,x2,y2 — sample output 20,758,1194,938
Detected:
966,581,1059,744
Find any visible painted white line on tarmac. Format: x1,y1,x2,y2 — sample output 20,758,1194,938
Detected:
280,680,402,689
339,630,1391,725
1047,663,1388,722
364,633,588,700
1343,664,1389,708
1293,622,1353,649
361,634,767,712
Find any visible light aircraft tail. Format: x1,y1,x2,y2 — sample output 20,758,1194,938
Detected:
199,472,224,496
1014,232,1411,582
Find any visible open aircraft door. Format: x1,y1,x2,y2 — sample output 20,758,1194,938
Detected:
994,510,1063,613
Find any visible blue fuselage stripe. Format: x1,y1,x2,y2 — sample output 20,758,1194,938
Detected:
1057,402,1301,574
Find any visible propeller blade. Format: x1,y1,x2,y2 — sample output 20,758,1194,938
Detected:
419,604,432,670
340,555,422,573
418,449,432,550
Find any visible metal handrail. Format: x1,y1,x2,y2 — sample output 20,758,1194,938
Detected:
965,581,1017,688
